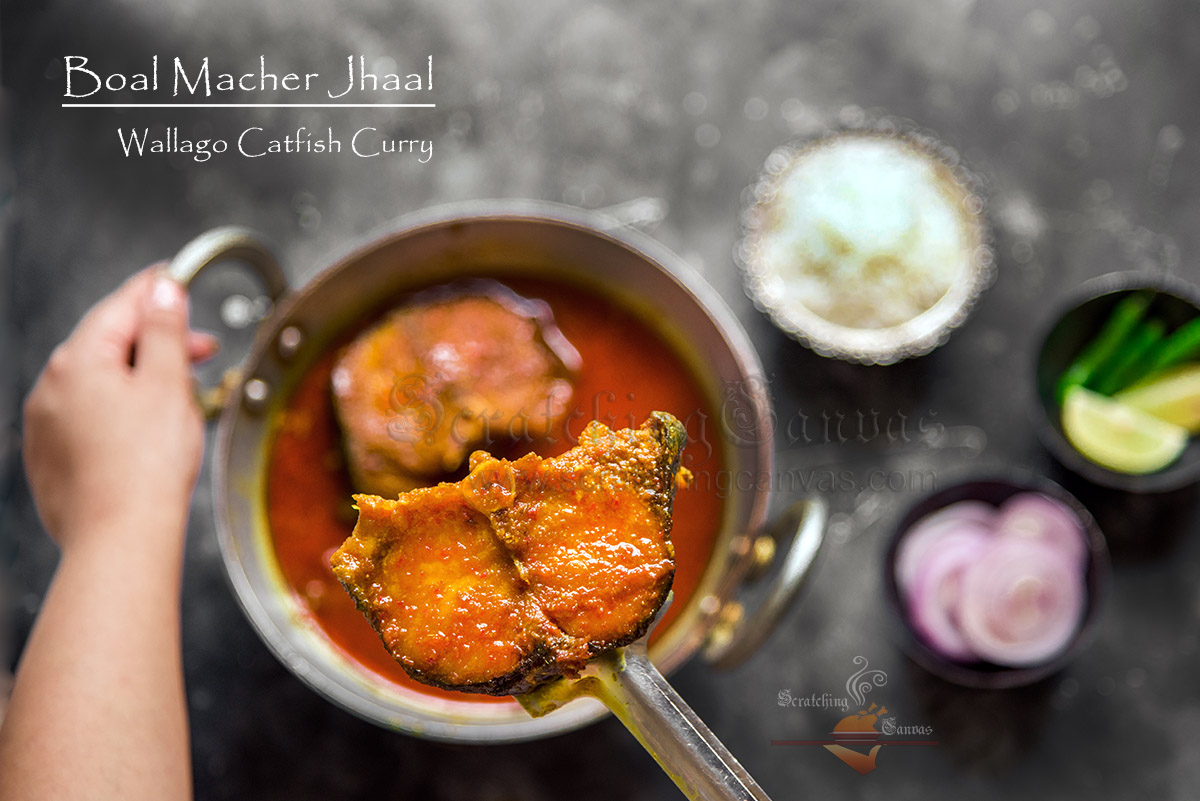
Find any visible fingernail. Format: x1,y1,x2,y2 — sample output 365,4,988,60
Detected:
150,276,184,311
199,331,221,355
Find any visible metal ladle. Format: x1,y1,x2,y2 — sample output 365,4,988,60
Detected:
518,599,771,800
517,498,826,800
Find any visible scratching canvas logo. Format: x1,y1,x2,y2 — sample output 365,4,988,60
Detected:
774,656,936,775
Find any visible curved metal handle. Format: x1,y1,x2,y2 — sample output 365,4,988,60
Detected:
703,497,828,669
167,226,289,417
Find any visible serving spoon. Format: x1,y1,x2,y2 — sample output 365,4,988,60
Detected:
517,597,773,801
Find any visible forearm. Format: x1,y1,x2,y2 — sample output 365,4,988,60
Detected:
0,511,192,801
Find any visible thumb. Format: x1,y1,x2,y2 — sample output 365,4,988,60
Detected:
136,275,191,383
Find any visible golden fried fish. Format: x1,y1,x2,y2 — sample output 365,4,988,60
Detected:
330,413,687,694
331,282,580,498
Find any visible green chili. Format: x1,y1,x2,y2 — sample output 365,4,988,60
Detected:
1057,290,1153,403
1091,319,1166,395
1149,316,1200,373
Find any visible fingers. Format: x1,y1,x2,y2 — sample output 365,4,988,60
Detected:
135,276,191,384
70,268,159,366
66,263,210,376
187,331,221,364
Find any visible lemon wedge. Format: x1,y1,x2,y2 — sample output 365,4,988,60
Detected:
1062,386,1188,474
1115,364,1200,434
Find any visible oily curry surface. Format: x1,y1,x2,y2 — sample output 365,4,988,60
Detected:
265,277,724,705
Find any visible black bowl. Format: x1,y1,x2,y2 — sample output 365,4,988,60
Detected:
1032,271,1200,493
883,474,1109,689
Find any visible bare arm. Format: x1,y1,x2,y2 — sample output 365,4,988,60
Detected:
0,270,216,801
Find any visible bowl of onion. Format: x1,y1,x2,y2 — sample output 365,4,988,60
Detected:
884,475,1109,688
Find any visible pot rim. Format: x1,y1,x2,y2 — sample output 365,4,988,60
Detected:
208,199,776,742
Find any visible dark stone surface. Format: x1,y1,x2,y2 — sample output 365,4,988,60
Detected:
3,0,1199,798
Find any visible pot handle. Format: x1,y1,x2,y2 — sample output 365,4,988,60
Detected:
702,496,828,670
167,226,289,418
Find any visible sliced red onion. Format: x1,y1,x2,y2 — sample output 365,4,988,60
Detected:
904,528,991,662
922,500,998,529
895,502,996,593
958,539,1086,667
995,493,1087,566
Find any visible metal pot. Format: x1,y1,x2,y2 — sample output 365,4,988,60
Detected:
171,200,827,743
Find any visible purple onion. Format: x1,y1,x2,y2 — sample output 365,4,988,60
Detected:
995,493,1087,566
904,528,991,662
957,538,1086,667
896,491,1092,668
895,502,997,593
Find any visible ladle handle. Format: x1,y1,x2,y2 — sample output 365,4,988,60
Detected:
586,643,772,801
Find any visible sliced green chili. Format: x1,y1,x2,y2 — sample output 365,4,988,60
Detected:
1057,290,1153,403
1092,319,1166,395
1150,316,1200,372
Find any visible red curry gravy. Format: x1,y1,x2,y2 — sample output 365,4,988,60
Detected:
265,277,724,704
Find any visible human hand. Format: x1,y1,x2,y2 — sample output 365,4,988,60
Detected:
22,267,217,551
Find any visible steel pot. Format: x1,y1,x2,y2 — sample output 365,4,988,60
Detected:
171,200,827,743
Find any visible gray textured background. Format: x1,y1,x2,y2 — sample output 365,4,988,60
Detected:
3,0,1200,798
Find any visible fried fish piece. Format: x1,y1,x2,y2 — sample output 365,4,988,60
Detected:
331,282,580,498
330,413,687,695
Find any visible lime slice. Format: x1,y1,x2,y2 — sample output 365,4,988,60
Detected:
1115,364,1200,433
1062,386,1188,474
